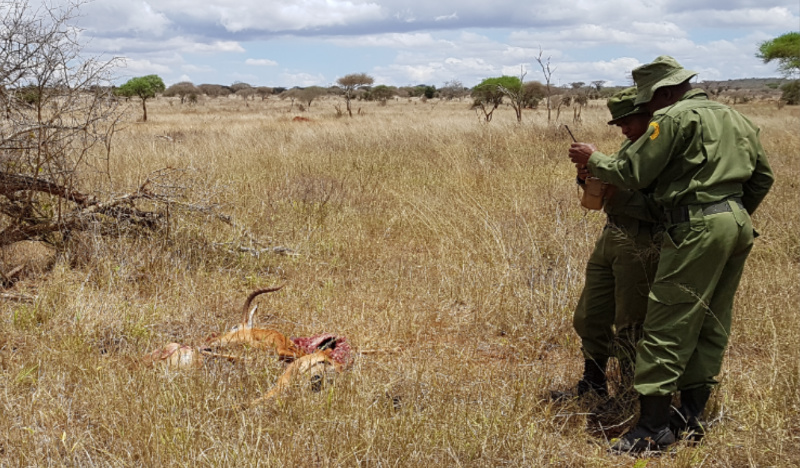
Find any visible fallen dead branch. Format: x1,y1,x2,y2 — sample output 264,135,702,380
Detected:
0,170,168,247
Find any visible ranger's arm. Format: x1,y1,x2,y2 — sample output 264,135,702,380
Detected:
741,129,775,214
586,117,677,190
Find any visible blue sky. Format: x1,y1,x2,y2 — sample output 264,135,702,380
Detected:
65,0,799,88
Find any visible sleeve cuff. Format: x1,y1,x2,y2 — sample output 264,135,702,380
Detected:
587,151,609,170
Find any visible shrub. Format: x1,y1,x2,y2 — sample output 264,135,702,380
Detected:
780,80,800,105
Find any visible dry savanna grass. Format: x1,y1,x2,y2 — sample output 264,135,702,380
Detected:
1,95,798,466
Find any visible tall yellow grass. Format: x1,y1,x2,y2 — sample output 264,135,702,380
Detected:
1,95,798,466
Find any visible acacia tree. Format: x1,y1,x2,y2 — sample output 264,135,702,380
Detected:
235,87,256,104
230,82,252,92
471,76,512,122
295,86,327,107
164,81,200,104
117,75,165,121
198,83,230,98
757,32,800,77
496,68,527,123
591,80,606,98
279,87,326,111
255,86,273,100
229,82,254,104
757,32,800,105
336,73,374,116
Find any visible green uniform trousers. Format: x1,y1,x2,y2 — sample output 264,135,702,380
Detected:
634,200,754,396
573,218,660,364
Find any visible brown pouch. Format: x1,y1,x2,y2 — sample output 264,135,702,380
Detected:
581,177,607,210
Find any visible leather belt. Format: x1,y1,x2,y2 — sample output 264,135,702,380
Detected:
664,198,744,225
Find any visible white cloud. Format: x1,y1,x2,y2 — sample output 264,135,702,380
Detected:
279,72,327,86
119,58,172,76
330,33,451,48
245,58,279,66
213,0,385,32
443,57,495,72
80,0,172,36
189,41,245,54
435,13,458,21
385,64,440,83
629,22,687,39
510,22,689,50
662,0,797,13
394,9,417,23
668,7,799,29
83,36,243,55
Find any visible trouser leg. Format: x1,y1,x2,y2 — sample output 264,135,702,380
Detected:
677,215,753,390
573,231,615,361
634,210,749,397
610,227,659,387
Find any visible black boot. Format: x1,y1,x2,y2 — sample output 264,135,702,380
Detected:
670,387,710,443
577,358,609,397
610,395,676,454
551,358,608,400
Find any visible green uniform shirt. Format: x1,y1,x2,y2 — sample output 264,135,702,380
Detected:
595,139,661,224
587,89,774,213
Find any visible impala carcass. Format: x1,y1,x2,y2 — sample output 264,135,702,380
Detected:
204,285,306,361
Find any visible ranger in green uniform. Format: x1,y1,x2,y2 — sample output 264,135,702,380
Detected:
568,56,774,453
557,88,661,400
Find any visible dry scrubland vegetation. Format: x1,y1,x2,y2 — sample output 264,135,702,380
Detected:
1,95,798,466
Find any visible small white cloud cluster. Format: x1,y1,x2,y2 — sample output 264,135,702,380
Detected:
246,58,278,67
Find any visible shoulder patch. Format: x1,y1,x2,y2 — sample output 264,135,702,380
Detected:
649,122,660,140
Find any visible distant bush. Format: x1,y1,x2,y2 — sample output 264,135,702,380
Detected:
780,80,800,105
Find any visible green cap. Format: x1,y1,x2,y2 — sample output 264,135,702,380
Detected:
632,55,697,105
606,87,648,125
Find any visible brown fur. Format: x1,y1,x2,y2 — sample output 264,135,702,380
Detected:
250,348,344,405
142,343,201,368
205,285,306,361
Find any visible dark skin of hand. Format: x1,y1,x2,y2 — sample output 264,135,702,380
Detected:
569,143,597,167
577,165,590,181
569,111,652,170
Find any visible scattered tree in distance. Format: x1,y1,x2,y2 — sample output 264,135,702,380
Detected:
336,73,374,117
117,75,166,121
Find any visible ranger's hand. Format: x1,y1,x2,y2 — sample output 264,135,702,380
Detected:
576,165,590,181
569,143,597,166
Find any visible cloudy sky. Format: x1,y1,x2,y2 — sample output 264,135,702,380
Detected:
67,0,799,88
